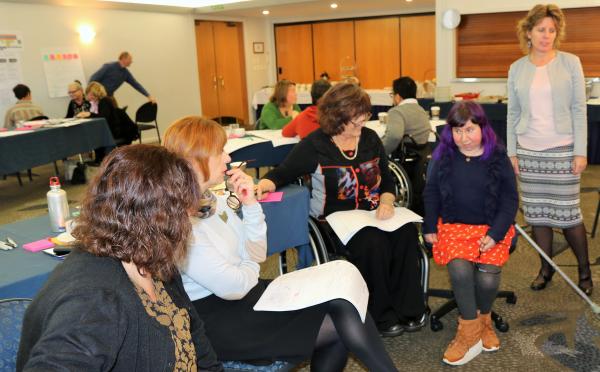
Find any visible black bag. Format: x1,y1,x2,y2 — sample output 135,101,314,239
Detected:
71,162,87,184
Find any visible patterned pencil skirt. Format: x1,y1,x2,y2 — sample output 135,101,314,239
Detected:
516,143,583,228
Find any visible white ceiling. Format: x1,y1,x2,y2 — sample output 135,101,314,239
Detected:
1,0,436,18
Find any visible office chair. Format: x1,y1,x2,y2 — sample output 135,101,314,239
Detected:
135,102,160,144
0,298,32,370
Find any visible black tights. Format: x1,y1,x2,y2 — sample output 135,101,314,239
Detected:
447,259,502,320
311,299,397,372
533,224,591,279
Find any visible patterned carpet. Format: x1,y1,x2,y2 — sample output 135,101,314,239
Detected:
2,163,600,371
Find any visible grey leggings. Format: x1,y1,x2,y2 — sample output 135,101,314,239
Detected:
447,259,502,320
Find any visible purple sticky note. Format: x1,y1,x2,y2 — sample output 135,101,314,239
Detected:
259,191,284,203
23,239,55,252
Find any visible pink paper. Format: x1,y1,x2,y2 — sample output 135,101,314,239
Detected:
0,128,7,132
23,239,55,252
259,191,283,203
15,127,33,131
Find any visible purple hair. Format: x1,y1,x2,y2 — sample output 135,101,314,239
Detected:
432,101,498,161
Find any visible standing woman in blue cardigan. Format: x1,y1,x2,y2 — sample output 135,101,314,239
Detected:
507,4,592,294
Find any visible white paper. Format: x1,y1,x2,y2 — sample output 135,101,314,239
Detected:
41,48,87,98
224,135,269,154
249,129,300,147
0,130,33,137
0,31,24,50
365,120,386,138
0,50,23,124
253,260,369,323
325,207,423,245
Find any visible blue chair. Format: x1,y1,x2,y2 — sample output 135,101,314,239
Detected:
222,360,296,371
0,298,32,371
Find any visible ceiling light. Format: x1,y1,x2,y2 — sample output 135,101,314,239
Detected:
99,0,249,8
406,0,413,2
262,9,270,15
330,3,338,8
77,24,96,44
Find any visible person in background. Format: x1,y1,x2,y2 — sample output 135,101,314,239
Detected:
320,71,330,80
17,145,223,372
3,84,44,129
382,76,432,215
282,79,331,139
65,80,90,118
258,83,426,337
424,101,518,366
89,51,156,103
382,76,431,156
258,79,300,129
164,116,398,372
507,4,592,295
76,82,121,163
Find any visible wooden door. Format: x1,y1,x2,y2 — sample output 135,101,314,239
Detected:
400,15,436,81
354,17,400,89
213,21,249,124
275,24,314,83
312,21,355,81
195,21,220,119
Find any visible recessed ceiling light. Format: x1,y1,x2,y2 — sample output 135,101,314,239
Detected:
405,0,413,2
262,9,270,15
330,3,338,8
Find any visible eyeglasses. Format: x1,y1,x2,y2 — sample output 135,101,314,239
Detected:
67,90,79,95
226,190,241,211
348,113,372,128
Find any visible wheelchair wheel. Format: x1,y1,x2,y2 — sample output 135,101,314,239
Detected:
388,160,412,208
308,218,329,265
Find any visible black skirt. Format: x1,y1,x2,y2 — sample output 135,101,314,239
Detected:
192,279,328,364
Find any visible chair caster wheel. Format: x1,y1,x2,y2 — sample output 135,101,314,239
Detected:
495,319,509,333
430,318,443,332
506,294,517,304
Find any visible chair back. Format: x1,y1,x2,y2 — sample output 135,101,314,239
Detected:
0,298,32,370
135,102,158,123
212,116,244,126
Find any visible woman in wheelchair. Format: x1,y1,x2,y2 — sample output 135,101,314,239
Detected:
423,101,518,366
257,83,427,337
164,117,398,372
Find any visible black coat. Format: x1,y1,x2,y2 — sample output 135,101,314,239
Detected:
17,249,223,372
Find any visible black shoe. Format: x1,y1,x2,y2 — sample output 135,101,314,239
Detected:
578,267,593,296
530,269,554,291
378,324,404,338
399,313,427,333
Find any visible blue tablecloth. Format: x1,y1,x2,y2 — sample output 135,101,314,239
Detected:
0,185,311,299
0,118,115,175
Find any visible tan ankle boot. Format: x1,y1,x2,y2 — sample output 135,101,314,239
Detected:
443,317,483,366
479,312,500,351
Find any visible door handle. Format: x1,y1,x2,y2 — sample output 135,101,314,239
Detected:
218,76,224,87
212,76,217,89
278,67,282,75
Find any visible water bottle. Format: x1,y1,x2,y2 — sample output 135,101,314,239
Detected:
47,177,70,232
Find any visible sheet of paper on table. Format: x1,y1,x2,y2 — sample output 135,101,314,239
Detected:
0,130,34,137
253,260,369,323
325,207,423,245
224,135,269,153
248,129,300,147
365,120,386,138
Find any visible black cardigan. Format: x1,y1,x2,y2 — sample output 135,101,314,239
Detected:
17,249,223,372
264,128,395,217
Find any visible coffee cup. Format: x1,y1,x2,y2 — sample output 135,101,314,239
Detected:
233,127,245,137
378,112,388,124
430,106,440,119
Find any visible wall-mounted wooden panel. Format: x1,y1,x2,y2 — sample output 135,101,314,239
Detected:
457,7,600,78
400,15,436,81
312,21,355,81
355,17,400,89
275,24,314,83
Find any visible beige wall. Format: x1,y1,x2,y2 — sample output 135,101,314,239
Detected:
435,0,600,96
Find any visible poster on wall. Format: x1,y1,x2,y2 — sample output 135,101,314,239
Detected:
0,50,23,123
0,31,24,50
41,47,86,98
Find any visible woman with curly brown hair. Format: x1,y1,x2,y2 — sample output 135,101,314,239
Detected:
17,145,223,372
257,83,426,337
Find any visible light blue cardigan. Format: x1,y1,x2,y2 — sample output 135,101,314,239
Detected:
507,51,587,157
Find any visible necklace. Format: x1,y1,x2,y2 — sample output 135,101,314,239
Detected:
332,136,359,160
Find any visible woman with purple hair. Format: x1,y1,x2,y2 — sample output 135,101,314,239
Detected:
423,101,519,366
